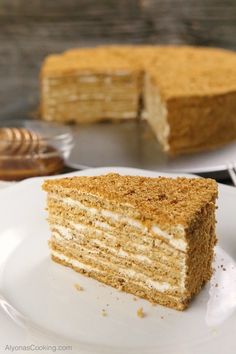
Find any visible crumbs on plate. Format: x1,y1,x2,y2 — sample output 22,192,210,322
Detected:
137,307,145,318
74,283,84,291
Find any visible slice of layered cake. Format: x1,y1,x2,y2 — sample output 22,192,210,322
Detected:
42,173,218,310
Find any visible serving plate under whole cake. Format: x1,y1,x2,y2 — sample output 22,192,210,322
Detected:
68,121,236,174
0,167,236,354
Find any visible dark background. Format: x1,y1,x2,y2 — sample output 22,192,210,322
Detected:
0,0,236,121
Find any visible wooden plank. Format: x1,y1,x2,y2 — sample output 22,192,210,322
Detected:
0,0,235,120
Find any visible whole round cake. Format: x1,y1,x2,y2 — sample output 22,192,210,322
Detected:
40,45,236,155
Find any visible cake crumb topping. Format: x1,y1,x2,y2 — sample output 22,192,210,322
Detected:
43,173,218,227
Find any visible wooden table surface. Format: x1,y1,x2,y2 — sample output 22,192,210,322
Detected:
0,0,236,121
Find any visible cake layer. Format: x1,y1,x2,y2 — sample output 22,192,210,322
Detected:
50,237,183,289
48,216,186,267
47,195,187,252
49,224,185,285
50,239,185,295
42,101,137,123
51,249,188,310
42,83,139,106
43,75,140,96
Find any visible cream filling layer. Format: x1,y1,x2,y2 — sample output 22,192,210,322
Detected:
51,225,187,290
52,249,105,275
52,229,153,266
151,225,187,252
50,220,184,260
51,249,181,293
50,195,187,252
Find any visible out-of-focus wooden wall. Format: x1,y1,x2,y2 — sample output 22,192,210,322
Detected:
0,0,235,119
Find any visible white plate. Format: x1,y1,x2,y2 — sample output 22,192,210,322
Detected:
0,167,236,354
68,122,236,173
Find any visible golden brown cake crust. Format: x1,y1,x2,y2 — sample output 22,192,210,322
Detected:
147,46,236,98
41,47,140,77
42,173,217,228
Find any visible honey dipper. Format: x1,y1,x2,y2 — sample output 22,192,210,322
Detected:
0,127,64,180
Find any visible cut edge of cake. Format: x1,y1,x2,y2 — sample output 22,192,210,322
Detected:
40,48,142,124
